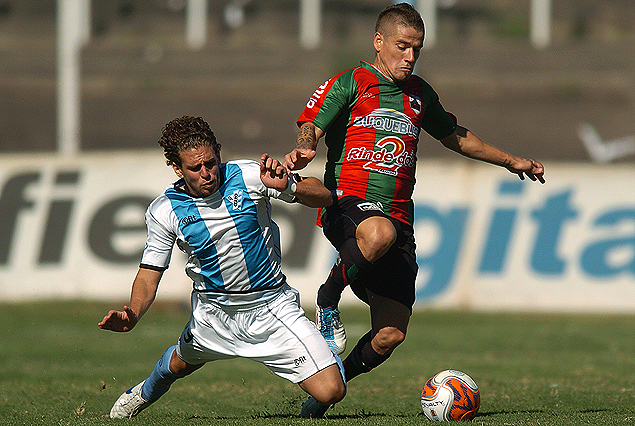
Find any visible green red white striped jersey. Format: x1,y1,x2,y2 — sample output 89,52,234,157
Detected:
298,61,457,226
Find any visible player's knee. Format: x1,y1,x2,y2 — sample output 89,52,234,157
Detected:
303,365,347,405
373,327,406,354
357,218,397,261
318,379,347,405
331,381,347,403
169,351,204,376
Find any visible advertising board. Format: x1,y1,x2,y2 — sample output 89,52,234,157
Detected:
0,152,633,312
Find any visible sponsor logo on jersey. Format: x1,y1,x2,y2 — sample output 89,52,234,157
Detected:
379,95,402,106
226,190,243,211
346,136,415,176
179,214,198,227
356,201,383,212
352,108,419,139
306,79,331,109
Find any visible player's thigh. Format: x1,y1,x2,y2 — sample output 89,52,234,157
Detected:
351,228,417,310
247,287,337,384
176,294,236,364
321,196,388,250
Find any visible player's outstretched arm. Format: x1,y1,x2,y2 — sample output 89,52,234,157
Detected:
293,176,334,208
440,126,545,183
284,122,324,171
260,153,333,208
98,268,163,332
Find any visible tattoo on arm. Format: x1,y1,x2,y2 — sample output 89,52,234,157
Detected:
296,123,316,150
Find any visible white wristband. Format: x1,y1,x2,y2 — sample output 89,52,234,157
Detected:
287,180,297,194
282,173,300,195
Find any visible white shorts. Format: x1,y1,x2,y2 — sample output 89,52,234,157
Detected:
176,284,336,383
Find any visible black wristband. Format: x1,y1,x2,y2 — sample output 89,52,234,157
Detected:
330,189,339,205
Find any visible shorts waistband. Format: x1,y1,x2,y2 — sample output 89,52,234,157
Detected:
193,283,295,313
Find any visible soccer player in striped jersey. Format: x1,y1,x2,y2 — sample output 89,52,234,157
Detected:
285,3,545,418
99,116,345,418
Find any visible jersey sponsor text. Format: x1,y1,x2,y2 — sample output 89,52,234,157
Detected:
352,108,419,139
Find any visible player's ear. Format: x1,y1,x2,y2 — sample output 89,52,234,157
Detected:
173,164,184,179
373,32,383,52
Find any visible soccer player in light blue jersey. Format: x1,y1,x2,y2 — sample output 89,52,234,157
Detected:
99,116,345,418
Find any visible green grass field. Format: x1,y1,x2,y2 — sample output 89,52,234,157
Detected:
1,300,635,425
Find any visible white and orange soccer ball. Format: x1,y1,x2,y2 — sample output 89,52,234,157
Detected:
420,370,480,422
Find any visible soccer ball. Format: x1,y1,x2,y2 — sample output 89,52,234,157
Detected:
420,370,480,422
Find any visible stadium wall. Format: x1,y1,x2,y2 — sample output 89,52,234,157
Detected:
0,151,633,313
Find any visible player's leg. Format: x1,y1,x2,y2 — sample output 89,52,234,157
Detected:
299,353,347,419
110,292,229,418
342,291,410,381
319,210,396,308
140,292,217,404
315,237,366,354
301,299,409,420
342,224,416,382
110,345,204,418
243,285,345,418
356,216,398,261
316,198,396,354
142,347,204,400
299,359,346,404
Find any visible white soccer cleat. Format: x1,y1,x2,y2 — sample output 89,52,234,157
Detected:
315,302,346,355
110,380,153,418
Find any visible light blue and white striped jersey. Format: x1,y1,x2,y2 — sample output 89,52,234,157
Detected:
140,160,296,306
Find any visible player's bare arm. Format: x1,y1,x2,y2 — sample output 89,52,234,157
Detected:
297,122,323,149
260,153,332,208
98,268,163,332
294,177,334,208
284,122,323,171
441,126,545,184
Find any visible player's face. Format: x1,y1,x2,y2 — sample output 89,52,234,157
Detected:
173,145,221,198
373,24,424,82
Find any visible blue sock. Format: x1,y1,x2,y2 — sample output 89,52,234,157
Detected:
141,345,185,402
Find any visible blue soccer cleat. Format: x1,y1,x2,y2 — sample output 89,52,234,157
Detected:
315,302,346,355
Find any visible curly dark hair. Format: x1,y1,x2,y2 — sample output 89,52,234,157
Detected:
375,2,424,36
157,116,221,167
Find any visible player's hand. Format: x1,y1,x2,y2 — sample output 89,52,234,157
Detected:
260,153,289,191
284,148,316,171
98,305,138,332
507,158,545,184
